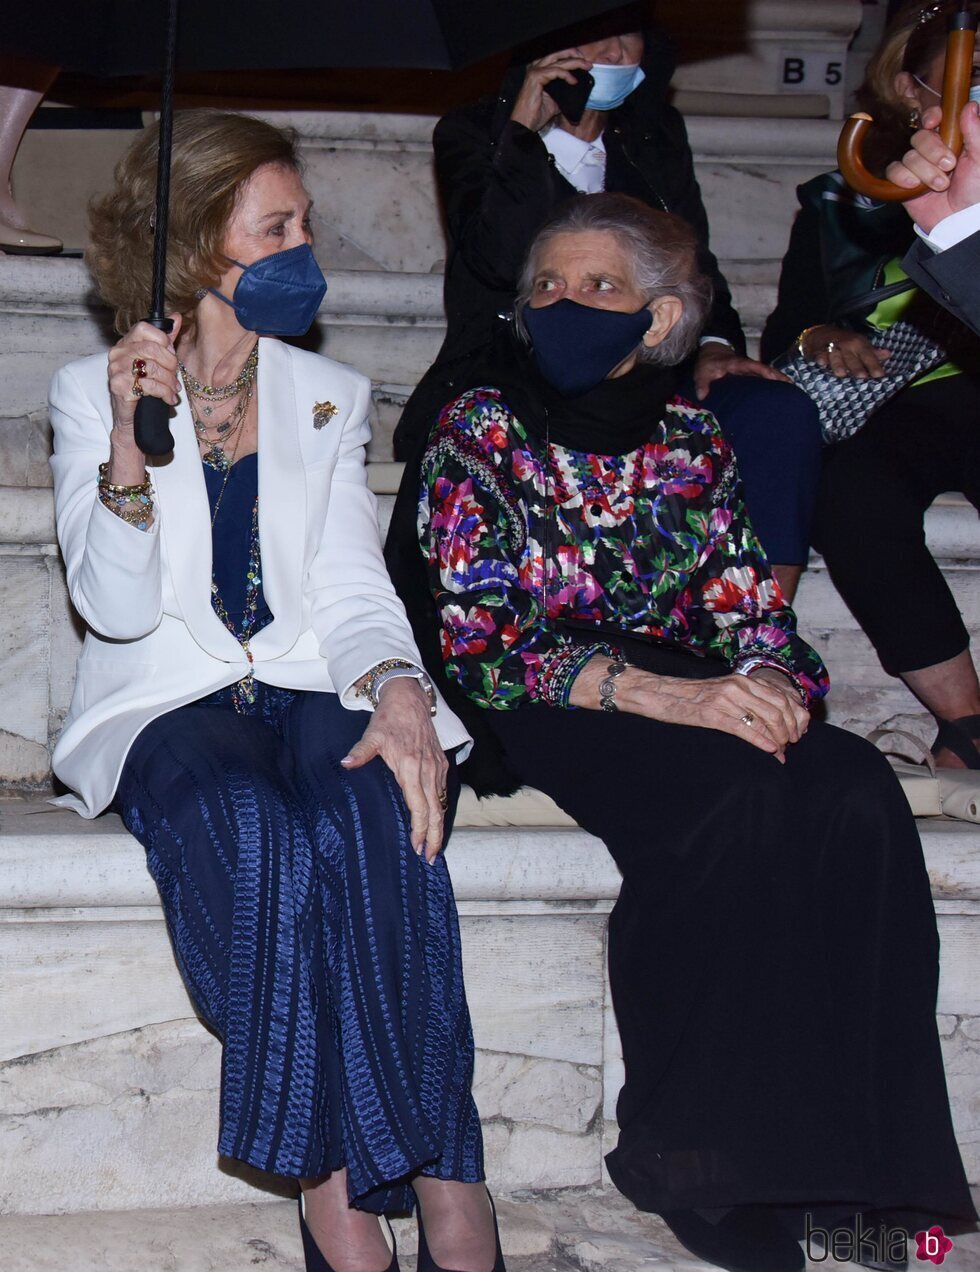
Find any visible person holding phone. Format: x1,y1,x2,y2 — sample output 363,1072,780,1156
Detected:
391,8,822,603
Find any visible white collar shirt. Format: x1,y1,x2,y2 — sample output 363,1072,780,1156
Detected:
541,125,607,195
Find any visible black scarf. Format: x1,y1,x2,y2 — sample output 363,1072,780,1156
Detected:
484,333,677,456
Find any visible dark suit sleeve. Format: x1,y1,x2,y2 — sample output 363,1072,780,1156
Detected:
760,192,828,363
434,112,561,292
657,106,746,354
903,230,980,340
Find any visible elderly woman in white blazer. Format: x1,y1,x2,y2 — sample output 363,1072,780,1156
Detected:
49,111,502,1272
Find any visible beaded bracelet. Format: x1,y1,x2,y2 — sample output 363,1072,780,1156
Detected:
97,461,154,532
733,657,809,708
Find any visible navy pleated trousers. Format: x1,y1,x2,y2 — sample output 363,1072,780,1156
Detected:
115,682,484,1213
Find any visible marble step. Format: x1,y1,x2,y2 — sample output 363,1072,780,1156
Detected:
2,799,979,1215
0,1190,735,1272
2,1191,978,1272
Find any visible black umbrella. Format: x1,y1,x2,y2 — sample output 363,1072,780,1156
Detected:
10,0,635,452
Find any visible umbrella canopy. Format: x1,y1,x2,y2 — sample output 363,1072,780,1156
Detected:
7,0,636,74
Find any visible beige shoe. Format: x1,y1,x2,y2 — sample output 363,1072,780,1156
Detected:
0,220,62,254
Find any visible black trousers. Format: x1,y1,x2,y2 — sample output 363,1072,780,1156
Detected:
811,374,980,676
485,705,976,1227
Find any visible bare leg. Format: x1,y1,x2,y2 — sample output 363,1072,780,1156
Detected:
772,563,803,606
901,648,980,768
300,1170,393,1272
413,1177,497,1272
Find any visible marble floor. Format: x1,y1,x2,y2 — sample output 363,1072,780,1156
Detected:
2,1190,979,1272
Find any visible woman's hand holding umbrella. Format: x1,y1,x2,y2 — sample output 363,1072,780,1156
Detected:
107,315,182,481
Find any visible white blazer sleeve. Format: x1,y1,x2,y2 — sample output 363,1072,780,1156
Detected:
307,376,422,705
49,363,164,640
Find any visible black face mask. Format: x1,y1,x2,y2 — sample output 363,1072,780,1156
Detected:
523,298,653,397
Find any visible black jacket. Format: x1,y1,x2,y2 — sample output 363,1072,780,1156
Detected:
760,171,915,363
392,30,742,458
904,229,980,341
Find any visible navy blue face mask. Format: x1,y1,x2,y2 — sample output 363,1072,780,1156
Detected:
523,298,653,397
210,243,327,336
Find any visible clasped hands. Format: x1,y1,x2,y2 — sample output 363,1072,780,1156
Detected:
572,660,810,762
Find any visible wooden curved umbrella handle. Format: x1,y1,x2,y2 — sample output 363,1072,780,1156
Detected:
838,21,977,203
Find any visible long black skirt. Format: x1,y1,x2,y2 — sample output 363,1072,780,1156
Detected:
485,707,977,1228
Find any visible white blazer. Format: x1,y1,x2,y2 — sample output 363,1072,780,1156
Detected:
49,337,470,818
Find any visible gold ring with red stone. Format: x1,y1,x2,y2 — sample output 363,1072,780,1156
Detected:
132,358,147,379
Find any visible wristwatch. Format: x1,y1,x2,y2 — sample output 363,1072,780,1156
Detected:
356,659,438,717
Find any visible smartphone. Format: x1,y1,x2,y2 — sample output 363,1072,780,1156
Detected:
543,68,594,124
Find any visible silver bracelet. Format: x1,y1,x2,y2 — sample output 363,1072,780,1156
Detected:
598,660,627,713
372,664,438,717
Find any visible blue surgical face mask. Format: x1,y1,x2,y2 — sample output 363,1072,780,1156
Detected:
912,72,980,105
210,243,327,336
586,62,646,112
523,297,653,397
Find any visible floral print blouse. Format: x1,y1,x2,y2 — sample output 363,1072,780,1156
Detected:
418,386,829,711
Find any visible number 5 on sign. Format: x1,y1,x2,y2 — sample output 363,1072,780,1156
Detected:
779,51,844,91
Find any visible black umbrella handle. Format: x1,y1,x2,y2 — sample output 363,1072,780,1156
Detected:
136,0,180,457
134,316,176,456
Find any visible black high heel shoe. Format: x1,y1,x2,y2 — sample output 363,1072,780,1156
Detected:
298,1193,399,1272
932,714,980,770
415,1188,506,1272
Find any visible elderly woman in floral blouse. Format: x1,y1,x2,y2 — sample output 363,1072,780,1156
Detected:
386,195,976,1272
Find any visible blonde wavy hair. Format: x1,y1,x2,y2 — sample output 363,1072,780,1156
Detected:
87,110,302,334
857,1,980,174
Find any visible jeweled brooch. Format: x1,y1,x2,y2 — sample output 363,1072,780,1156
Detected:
313,400,339,430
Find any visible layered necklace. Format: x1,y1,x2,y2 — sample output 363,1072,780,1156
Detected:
180,344,263,712
181,343,258,475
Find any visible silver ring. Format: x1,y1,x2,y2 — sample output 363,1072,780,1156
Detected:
823,341,837,355
740,712,756,727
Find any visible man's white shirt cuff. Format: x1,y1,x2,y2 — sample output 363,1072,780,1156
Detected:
915,202,980,251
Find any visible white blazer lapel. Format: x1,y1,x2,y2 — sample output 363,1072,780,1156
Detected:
253,339,306,654
150,390,241,661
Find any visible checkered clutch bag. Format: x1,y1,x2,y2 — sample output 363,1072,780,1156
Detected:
774,319,947,444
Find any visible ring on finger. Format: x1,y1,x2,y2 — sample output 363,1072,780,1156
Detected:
740,712,756,727
438,789,449,811
131,357,147,380
131,377,145,399
822,341,836,355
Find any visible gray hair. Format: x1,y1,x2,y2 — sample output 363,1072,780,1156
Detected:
514,193,713,367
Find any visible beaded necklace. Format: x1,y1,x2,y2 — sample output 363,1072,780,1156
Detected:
209,493,261,713
180,343,258,411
